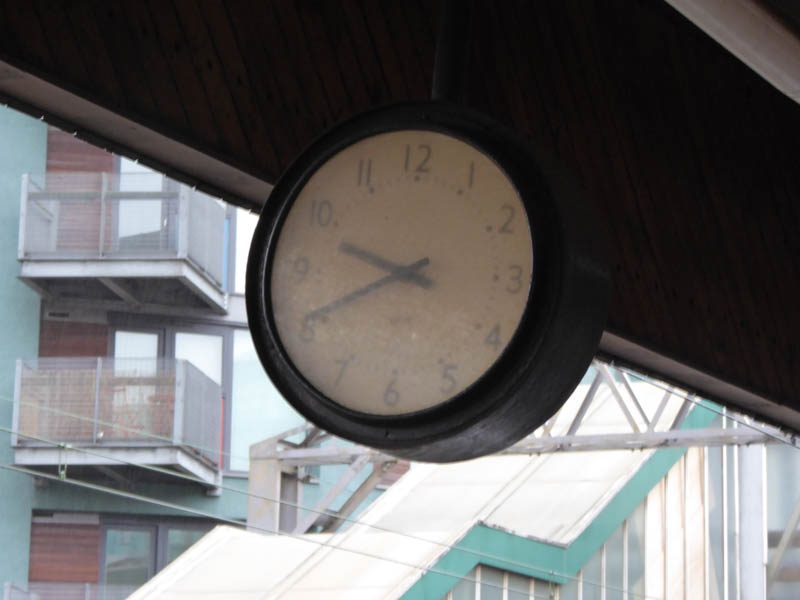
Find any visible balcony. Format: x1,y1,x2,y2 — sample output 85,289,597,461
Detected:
11,358,223,489
18,172,227,315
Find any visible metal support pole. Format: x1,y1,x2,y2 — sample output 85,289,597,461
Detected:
93,357,102,444
739,443,766,598
247,439,282,534
431,0,472,102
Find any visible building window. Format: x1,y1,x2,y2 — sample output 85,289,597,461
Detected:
446,565,554,600
100,518,213,588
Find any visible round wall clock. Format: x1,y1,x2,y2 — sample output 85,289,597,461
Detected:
247,102,610,462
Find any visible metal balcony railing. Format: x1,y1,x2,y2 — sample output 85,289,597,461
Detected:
18,172,226,289
4,582,136,600
12,358,222,468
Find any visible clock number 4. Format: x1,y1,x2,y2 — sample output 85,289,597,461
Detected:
485,324,501,351
404,144,431,174
310,199,333,227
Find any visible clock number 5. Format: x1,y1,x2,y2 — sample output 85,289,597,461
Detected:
440,363,458,394
404,144,431,173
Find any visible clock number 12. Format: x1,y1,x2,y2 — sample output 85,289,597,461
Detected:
404,144,431,173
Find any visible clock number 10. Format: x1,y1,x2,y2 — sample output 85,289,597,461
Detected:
309,199,333,227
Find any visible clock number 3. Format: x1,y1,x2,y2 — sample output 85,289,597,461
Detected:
404,144,431,173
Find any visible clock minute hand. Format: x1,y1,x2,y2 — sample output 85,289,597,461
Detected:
306,257,430,322
339,242,432,289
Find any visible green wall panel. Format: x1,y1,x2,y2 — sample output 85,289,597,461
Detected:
0,107,46,588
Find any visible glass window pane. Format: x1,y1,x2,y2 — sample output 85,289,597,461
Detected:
119,157,163,192
104,528,153,586
507,572,530,599
480,565,503,600
627,503,646,599
230,329,303,471
451,567,476,600
114,331,158,359
175,332,222,385
234,208,258,294
606,525,624,600
582,549,602,600
559,575,579,600
166,528,208,564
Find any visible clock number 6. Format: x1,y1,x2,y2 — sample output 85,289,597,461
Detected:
384,379,400,406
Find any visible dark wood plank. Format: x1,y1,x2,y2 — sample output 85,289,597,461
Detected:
171,0,253,162
196,0,280,173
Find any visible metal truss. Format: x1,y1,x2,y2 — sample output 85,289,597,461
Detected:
248,360,794,535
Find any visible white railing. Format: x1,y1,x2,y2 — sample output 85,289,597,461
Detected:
18,172,226,288
12,357,222,467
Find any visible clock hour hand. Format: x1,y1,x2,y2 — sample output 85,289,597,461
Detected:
339,242,432,289
306,257,430,322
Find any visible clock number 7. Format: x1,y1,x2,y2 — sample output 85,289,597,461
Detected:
334,355,354,387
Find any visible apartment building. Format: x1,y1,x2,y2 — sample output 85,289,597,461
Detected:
0,105,360,599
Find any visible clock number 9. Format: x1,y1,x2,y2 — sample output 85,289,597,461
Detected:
384,379,400,406
309,199,333,227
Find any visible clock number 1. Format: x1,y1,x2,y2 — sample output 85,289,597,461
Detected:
357,159,372,186
404,144,431,173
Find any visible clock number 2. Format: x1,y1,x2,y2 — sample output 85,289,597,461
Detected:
498,205,515,234
404,144,431,173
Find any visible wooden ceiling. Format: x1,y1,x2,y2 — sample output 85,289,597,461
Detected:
1,0,798,431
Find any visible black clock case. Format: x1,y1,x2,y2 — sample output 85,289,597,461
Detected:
247,101,611,463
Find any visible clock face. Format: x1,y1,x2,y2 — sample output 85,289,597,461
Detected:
270,130,533,416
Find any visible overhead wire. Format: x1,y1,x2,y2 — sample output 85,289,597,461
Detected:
0,460,648,599
5,361,789,598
